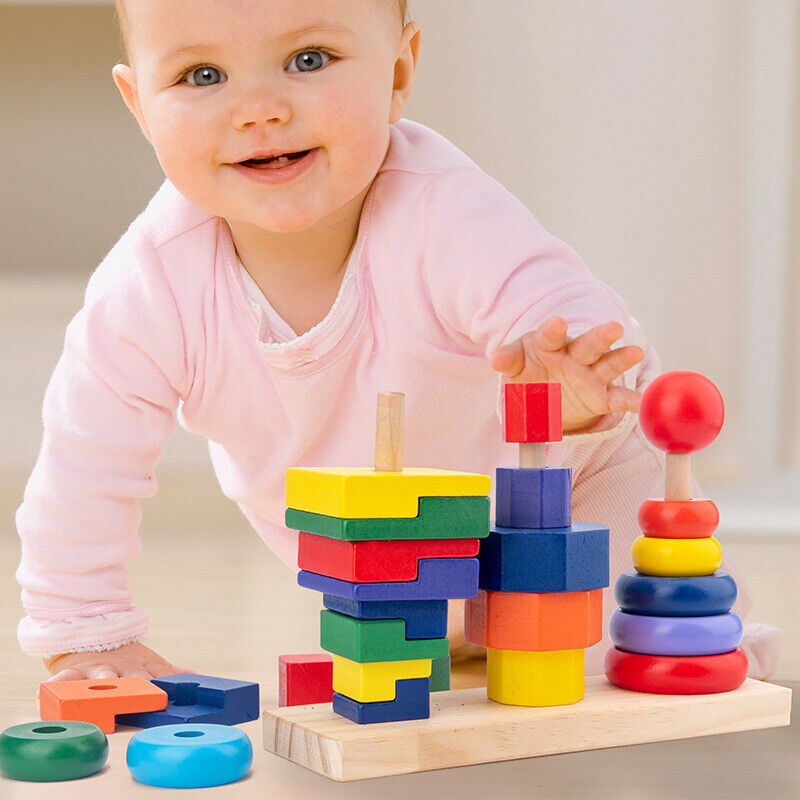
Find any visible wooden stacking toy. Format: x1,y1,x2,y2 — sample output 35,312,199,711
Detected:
285,392,490,723
605,370,749,693
465,382,609,706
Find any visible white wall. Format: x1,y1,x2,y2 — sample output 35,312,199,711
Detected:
1,2,797,488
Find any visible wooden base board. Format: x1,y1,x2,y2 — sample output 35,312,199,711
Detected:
262,677,791,781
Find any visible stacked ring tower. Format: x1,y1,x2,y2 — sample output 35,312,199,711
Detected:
605,370,749,693
284,393,490,724
465,382,610,706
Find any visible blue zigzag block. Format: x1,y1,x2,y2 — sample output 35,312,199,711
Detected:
478,521,609,592
332,678,430,724
116,674,259,728
322,596,448,639
299,557,479,601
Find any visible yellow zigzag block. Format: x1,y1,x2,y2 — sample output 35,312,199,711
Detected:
632,535,722,577
332,655,432,703
285,467,491,519
487,648,585,707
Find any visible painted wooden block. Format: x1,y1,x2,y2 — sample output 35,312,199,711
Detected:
495,467,571,528
503,382,562,443
285,496,490,542
285,467,490,519
116,674,259,728
322,596,448,639
320,610,449,663
332,678,431,724
38,677,168,734
631,535,722,577
298,533,479,582
609,610,743,656
605,647,749,694
277,655,333,708
332,655,432,703
298,557,479,601
430,655,450,692
478,522,609,592
638,498,719,538
465,588,602,650
487,648,584,706
614,570,737,617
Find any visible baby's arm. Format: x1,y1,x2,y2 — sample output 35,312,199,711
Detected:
16,235,192,678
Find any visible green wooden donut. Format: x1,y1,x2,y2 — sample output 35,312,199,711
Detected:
0,721,108,782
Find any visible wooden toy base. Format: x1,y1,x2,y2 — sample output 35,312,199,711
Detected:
262,677,791,781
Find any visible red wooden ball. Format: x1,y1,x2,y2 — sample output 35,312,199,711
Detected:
638,371,724,454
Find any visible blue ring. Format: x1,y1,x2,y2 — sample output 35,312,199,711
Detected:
126,724,252,789
615,570,736,616
609,610,743,656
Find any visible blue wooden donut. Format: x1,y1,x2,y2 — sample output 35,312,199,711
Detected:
609,610,743,656
126,724,252,789
615,570,736,616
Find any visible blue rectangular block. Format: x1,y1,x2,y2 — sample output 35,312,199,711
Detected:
478,521,609,592
299,557,479,601
322,596,449,639
332,677,430,724
115,673,259,728
495,467,572,528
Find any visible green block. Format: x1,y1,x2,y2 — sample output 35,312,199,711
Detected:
286,495,490,541
430,654,451,692
320,610,449,663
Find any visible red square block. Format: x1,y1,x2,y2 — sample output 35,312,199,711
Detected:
278,654,333,707
503,382,562,443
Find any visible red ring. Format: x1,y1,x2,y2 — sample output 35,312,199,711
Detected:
605,648,748,694
638,498,719,539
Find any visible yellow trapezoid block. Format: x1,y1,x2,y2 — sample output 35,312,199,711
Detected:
631,535,722,577
487,648,585,707
285,467,491,519
331,655,432,703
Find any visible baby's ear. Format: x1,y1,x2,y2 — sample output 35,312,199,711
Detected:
111,64,153,144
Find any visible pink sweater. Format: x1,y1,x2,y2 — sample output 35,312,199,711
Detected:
15,118,752,671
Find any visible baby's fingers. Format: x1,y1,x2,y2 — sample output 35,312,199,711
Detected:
45,668,87,682
83,664,120,681
592,345,644,384
607,385,643,413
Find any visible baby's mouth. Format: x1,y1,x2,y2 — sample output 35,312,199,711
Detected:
238,150,312,169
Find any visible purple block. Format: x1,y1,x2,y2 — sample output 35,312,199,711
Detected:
298,557,479,601
609,610,743,656
495,467,571,528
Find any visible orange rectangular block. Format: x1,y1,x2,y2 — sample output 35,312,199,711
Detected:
465,588,602,651
39,676,169,733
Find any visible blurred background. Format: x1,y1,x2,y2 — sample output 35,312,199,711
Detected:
1,0,798,693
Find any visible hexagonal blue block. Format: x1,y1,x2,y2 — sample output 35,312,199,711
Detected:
478,521,609,592
495,467,571,528
116,674,259,728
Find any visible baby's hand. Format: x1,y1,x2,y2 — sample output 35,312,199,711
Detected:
42,641,195,682
490,317,644,433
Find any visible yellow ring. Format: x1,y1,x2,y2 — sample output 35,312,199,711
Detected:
631,535,721,577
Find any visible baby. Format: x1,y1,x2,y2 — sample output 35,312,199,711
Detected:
16,0,781,684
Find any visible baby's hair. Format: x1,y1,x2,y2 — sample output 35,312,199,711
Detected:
114,1,409,66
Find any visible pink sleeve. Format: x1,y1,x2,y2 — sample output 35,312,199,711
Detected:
14,234,188,656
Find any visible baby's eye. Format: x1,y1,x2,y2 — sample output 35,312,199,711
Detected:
183,66,228,86
287,49,333,73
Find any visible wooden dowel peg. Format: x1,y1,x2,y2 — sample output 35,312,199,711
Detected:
375,392,404,472
519,442,546,469
665,453,692,501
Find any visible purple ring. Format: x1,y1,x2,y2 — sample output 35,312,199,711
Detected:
609,610,743,656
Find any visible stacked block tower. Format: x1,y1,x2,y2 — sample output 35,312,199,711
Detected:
465,382,610,706
284,392,490,724
605,370,749,693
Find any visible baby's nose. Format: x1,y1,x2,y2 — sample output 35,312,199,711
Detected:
230,90,292,129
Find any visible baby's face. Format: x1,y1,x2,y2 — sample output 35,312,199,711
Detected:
113,0,416,233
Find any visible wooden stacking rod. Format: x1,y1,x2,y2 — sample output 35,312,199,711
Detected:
665,452,692,501
519,441,546,469
374,391,404,472
263,678,791,781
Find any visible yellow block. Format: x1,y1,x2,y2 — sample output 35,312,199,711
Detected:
631,535,722,577
285,467,491,518
487,648,584,707
332,655,432,703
